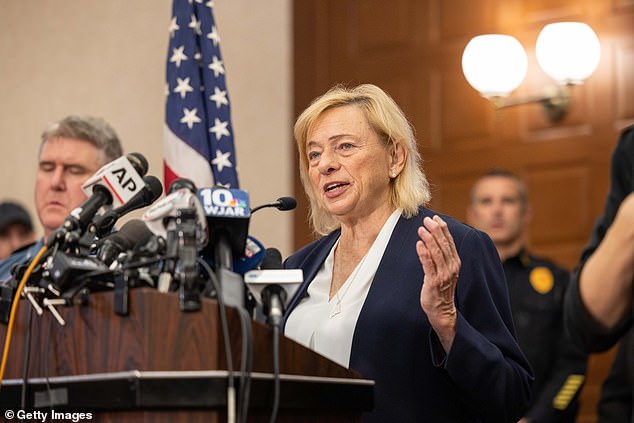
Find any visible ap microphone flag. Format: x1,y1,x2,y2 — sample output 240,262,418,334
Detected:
81,154,147,208
163,0,239,192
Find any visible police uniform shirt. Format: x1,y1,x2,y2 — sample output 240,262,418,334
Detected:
503,249,588,422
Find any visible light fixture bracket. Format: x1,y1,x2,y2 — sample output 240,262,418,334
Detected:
489,84,572,123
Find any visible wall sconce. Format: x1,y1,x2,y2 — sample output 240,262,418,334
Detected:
461,22,601,122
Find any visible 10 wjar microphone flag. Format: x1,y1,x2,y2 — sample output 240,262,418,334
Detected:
164,0,240,192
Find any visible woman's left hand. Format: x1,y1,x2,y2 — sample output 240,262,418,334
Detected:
416,215,461,352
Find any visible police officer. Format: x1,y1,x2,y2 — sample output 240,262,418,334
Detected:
467,168,588,423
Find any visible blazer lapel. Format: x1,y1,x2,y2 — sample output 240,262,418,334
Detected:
282,231,339,327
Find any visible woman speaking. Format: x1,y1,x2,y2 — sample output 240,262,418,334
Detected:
283,84,532,422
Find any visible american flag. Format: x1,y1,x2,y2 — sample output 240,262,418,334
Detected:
164,0,239,191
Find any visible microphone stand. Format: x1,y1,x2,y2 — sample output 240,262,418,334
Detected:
213,233,246,310
158,221,178,293
175,208,201,312
212,231,255,423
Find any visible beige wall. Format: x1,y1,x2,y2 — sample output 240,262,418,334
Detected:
0,0,293,256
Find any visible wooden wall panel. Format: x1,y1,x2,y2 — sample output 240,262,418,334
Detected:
519,0,586,24
435,0,495,40
439,71,498,151
431,171,485,222
614,38,634,123
526,165,590,245
357,0,417,52
613,0,634,10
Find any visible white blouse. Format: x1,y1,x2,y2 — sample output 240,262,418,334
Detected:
284,209,402,367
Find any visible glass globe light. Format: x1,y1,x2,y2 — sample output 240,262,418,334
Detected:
536,22,601,84
461,34,528,98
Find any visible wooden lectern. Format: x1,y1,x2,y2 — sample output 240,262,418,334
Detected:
0,288,373,422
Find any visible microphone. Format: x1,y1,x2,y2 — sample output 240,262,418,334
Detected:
231,195,295,275
142,186,208,250
94,219,154,266
198,187,251,264
168,177,197,194
127,152,149,175
60,184,113,237
261,248,283,269
198,187,251,309
250,196,297,214
81,152,149,208
143,181,208,302
244,248,303,326
48,153,150,248
90,175,163,237
41,252,110,293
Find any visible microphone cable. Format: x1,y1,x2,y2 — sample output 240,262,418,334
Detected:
0,244,49,389
42,314,55,411
237,306,253,423
197,258,238,423
269,323,281,423
20,306,35,409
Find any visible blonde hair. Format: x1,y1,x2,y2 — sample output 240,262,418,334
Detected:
294,84,430,235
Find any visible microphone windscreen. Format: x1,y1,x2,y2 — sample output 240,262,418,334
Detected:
144,176,164,202
260,247,283,270
127,152,149,176
96,219,153,265
113,219,153,249
168,177,197,194
276,197,297,211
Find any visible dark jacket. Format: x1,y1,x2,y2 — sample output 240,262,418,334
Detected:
503,251,587,422
0,238,43,284
598,329,633,423
564,125,634,422
283,207,533,423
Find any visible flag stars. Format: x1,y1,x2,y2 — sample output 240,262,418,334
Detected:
181,108,202,129
168,17,179,38
170,45,188,68
211,150,233,172
189,14,202,35
208,56,225,77
207,26,220,46
209,118,230,140
166,2,239,188
174,77,194,99
209,87,229,108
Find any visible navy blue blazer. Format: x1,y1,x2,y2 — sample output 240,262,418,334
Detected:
283,208,533,422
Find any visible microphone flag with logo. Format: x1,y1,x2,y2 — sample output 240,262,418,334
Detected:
81,152,148,208
164,0,240,191
48,153,149,244
198,187,250,259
